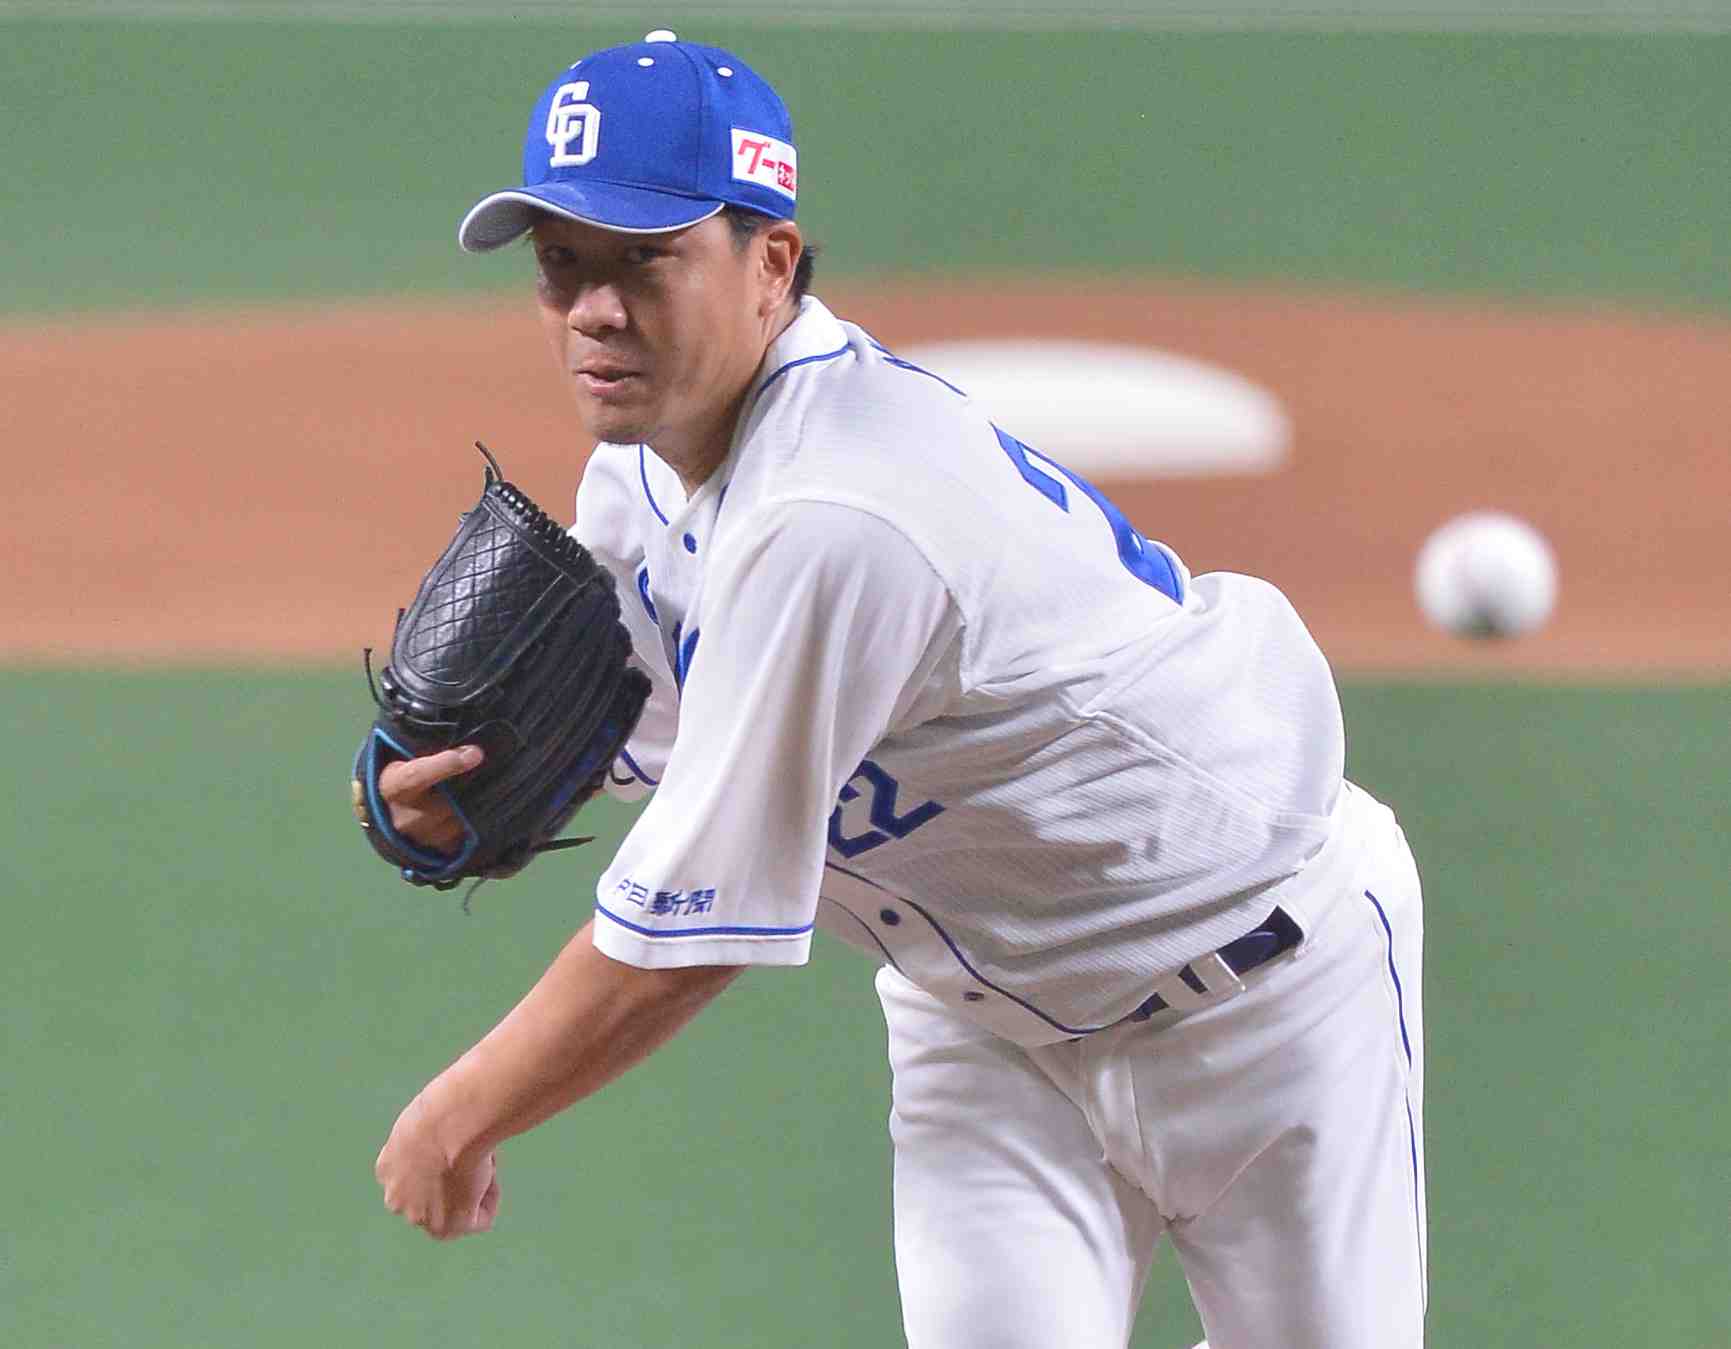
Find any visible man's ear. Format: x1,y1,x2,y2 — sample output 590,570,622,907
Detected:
759,221,804,313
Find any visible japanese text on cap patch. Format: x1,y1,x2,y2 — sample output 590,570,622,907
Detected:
731,128,797,200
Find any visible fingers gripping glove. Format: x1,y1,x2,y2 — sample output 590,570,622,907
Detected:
352,443,651,891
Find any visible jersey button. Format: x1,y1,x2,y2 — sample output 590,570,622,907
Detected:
878,908,900,926
682,532,698,553
962,990,986,1003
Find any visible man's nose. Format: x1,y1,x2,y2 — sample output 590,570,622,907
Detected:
567,282,627,336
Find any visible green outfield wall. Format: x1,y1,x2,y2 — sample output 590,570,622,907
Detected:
14,1,1731,29
2,19,1727,314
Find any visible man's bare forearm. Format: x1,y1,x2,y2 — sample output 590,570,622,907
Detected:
419,920,742,1160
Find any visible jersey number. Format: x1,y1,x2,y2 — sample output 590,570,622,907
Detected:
829,760,944,859
993,426,1182,602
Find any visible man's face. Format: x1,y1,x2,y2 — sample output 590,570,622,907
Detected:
530,212,792,457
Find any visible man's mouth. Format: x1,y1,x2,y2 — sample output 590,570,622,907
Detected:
576,364,641,395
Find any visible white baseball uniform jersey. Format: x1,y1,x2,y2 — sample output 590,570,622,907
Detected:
576,296,1426,1347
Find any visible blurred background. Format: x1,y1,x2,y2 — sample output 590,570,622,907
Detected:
2,3,1727,1345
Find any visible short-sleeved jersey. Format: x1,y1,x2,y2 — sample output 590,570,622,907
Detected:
575,297,1345,1046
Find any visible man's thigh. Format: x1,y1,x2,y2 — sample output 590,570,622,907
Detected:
1148,814,1427,1347
878,966,1163,1349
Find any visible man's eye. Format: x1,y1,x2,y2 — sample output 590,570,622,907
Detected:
623,247,663,265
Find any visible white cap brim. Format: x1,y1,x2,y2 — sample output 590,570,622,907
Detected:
457,186,725,252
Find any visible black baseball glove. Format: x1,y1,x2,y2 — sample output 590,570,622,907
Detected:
351,443,651,892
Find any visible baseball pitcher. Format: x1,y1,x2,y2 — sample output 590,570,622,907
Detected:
364,31,1427,1348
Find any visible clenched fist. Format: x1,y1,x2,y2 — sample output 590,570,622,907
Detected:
375,1092,501,1241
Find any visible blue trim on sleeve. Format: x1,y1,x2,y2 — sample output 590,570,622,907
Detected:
822,862,1103,1037
596,902,814,940
616,746,660,788
638,444,669,526
756,342,850,398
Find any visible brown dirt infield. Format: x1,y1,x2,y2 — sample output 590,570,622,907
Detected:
4,278,1726,676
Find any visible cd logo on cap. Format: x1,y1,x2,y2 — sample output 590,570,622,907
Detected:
547,81,601,168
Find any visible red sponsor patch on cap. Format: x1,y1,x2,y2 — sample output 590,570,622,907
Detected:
730,128,797,201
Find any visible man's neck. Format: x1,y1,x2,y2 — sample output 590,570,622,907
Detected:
653,300,802,499
655,392,748,500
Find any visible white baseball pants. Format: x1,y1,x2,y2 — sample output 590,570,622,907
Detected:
880,786,1426,1348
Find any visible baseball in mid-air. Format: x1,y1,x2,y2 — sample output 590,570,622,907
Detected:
1414,511,1557,639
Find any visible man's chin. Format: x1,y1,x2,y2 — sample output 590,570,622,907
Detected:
574,400,655,449
589,424,652,448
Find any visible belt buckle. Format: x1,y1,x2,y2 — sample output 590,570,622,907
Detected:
1143,950,1245,1014
1128,908,1301,1022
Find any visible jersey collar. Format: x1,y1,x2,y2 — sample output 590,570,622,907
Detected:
744,295,851,410
625,297,850,531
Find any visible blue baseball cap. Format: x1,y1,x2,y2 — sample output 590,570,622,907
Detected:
458,29,797,251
